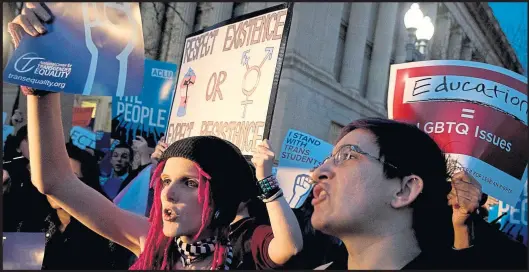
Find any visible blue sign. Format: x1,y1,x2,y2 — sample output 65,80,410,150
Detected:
276,129,334,209
488,181,527,245
113,164,152,216
3,3,144,96
70,126,96,150
3,112,14,148
111,59,177,148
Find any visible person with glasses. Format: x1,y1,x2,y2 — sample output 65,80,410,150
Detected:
309,117,485,269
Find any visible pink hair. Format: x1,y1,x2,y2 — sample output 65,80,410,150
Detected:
129,160,230,270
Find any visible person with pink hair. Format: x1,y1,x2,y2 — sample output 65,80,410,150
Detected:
9,3,303,270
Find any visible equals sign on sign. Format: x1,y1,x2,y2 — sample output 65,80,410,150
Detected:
461,108,475,119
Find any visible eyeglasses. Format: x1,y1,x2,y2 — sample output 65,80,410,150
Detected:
309,144,399,182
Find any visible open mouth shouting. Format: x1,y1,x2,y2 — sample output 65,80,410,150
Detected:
311,184,328,206
163,208,178,222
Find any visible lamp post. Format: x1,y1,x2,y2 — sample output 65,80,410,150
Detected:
404,3,434,62
416,16,435,56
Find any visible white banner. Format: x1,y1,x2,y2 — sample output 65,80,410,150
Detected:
165,4,293,155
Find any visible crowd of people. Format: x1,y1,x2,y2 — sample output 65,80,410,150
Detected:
2,2,527,270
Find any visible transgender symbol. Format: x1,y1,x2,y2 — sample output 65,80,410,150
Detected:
240,47,274,118
177,68,196,117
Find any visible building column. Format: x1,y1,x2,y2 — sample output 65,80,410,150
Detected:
233,2,269,17
340,3,373,93
461,38,473,60
431,12,452,60
448,25,464,59
94,97,111,132
160,2,197,64
140,3,166,60
366,3,399,107
394,3,413,64
207,3,233,26
196,2,233,30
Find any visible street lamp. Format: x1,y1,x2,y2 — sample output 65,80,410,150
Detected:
404,3,434,62
416,16,435,55
404,3,424,31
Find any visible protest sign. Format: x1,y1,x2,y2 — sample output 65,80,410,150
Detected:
276,129,333,208
3,232,46,270
387,60,528,205
111,59,177,148
72,107,94,127
3,3,144,96
3,112,14,148
70,126,96,150
488,181,527,245
165,3,293,156
113,164,151,216
3,126,14,148
95,131,113,175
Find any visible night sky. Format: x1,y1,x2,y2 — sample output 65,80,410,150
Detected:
489,2,528,75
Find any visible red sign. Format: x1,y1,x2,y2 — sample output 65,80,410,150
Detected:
388,60,527,205
72,107,94,127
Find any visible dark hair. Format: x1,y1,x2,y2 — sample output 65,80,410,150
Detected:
3,125,28,161
65,143,106,197
244,164,270,225
336,117,453,252
113,142,134,159
132,136,252,270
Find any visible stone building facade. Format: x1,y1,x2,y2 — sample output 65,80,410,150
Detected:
2,2,524,151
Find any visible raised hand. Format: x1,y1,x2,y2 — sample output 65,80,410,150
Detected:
448,171,483,227
8,2,52,47
132,136,151,167
251,139,275,181
150,136,168,162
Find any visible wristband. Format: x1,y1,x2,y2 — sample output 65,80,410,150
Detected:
262,189,283,203
257,175,280,200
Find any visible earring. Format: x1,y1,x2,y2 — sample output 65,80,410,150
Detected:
214,210,220,219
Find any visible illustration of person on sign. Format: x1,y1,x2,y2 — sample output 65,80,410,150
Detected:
177,68,196,117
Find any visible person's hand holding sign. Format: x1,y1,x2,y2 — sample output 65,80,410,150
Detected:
151,137,167,161
251,139,275,180
448,171,483,249
8,2,51,45
132,136,151,167
8,3,53,97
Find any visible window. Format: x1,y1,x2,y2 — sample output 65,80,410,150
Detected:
328,122,345,144
359,3,379,95
360,42,373,95
366,3,379,44
334,3,352,81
